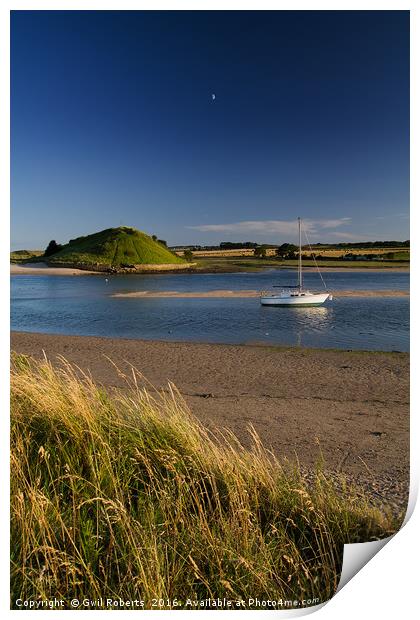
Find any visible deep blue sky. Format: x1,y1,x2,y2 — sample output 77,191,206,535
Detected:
11,10,409,249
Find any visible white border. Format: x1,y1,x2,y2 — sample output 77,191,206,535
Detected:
3,2,417,618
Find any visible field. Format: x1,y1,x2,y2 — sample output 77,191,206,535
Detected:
193,256,409,272
170,246,409,272
11,354,399,609
301,248,410,261
175,247,410,260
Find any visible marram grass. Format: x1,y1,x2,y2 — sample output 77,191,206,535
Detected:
10,354,398,609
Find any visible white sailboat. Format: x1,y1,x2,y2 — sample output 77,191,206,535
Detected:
260,217,332,307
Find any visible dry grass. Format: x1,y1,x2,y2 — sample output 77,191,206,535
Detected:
302,248,409,258
10,354,399,609
175,247,409,259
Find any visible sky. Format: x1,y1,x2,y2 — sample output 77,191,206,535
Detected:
11,10,409,249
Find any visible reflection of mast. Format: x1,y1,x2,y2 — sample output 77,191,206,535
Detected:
298,217,303,291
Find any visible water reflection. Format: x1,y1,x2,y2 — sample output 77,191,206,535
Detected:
261,305,333,347
293,307,332,347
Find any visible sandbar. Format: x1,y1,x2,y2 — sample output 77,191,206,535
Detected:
112,289,409,298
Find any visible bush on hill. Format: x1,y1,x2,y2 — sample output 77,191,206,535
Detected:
44,240,63,257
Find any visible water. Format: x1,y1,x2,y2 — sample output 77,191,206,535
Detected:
11,269,409,351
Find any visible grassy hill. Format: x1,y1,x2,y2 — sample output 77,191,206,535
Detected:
10,250,44,264
46,227,186,267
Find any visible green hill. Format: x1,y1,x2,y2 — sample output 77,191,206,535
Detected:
47,227,186,268
10,250,44,264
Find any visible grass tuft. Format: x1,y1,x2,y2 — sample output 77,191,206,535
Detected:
11,354,399,608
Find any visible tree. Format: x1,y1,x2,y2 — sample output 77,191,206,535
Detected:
157,239,167,246
44,240,63,257
220,241,258,249
276,243,298,259
254,246,267,258
152,235,158,241
183,249,193,261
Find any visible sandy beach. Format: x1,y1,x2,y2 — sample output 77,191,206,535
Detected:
11,331,409,512
111,289,409,298
10,263,98,276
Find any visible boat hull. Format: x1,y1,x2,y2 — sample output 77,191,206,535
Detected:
260,292,330,306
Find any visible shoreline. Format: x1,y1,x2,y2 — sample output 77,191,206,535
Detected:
11,262,410,276
11,329,408,355
10,263,98,276
9,262,195,276
11,331,409,512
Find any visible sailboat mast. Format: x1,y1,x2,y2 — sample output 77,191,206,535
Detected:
298,217,302,290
